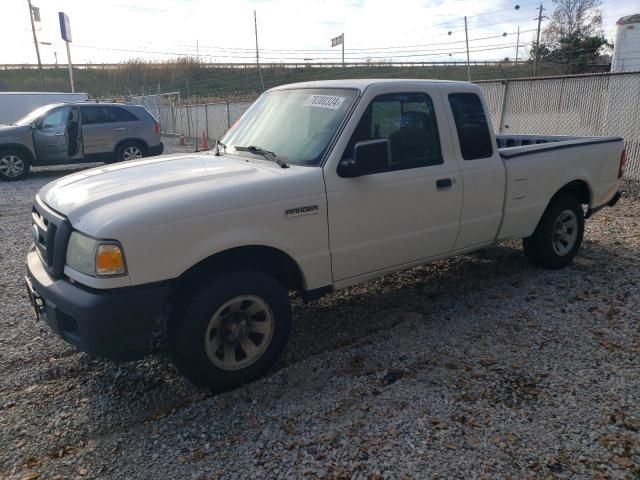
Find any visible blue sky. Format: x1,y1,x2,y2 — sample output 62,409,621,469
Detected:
1,0,637,64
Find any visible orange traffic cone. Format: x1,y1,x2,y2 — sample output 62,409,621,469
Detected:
200,131,210,151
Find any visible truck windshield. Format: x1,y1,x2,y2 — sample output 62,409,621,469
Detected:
14,104,58,126
221,88,358,167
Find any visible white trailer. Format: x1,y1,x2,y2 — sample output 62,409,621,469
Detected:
611,14,640,72
0,92,90,124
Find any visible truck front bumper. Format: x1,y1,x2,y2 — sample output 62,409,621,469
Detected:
26,248,170,360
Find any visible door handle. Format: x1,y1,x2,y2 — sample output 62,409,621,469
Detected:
54,133,64,136
113,127,125,131
436,178,453,189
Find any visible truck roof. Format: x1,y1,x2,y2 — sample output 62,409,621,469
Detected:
269,78,472,92
31,101,135,107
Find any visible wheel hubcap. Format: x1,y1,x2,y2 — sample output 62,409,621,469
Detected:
204,295,274,371
0,155,24,177
552,209,578,256
123,146,142,161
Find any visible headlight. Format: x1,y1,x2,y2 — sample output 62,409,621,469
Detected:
65,231,127,276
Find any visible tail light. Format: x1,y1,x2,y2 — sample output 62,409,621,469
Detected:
154,122,161,135
618,149,627,179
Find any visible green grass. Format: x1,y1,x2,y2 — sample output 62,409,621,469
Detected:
0,59,607,101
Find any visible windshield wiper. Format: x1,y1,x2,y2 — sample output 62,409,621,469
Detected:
234,145,289,168
214,140,227,156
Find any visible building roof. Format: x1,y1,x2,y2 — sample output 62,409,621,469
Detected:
617,14,640,25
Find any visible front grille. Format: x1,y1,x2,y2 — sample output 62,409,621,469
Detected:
31,196,71,278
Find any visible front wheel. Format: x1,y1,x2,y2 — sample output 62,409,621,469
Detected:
523,193,585,269
171,271,292,392
0,149,30,181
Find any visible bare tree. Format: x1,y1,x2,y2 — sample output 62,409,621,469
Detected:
543,0,603,47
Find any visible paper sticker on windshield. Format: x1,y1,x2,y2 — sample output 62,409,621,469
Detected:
303,95,346,110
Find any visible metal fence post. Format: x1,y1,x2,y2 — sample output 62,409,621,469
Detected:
498,80,510,134
205,104,209,142
187,105,192,139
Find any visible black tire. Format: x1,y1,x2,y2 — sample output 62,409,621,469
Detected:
523,193,585,269
112,141,145,163
170,271,292,392
0,148,31,181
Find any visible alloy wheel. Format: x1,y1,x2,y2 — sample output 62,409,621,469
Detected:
0,155,24,178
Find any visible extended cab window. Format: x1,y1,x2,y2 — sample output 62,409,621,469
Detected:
448,93,493,160
344,92,442,171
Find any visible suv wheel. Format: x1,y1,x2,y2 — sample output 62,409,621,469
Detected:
171,271,292,392
523,193,585,269
113,141,145,163
0,149,30,181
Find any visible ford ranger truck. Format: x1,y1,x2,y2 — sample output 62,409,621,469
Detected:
25,80,625,392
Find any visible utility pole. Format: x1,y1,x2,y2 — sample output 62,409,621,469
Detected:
341,33,345,68
464,16,470,82
515,25,520,66
533,3,544,77
254,10,265,91
27,0,44,88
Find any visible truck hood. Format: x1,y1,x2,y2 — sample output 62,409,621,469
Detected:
39,152,299,233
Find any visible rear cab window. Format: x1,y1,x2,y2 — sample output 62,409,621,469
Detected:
448,93,494,160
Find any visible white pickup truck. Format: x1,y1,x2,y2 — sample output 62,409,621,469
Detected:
25,79,625,391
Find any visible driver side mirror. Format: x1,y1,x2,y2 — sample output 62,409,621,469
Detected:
338,139,391,178
29,122,37,130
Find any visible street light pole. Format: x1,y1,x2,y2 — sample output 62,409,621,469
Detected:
254,10,265,91
26,0,44,88
464,16,470,81
515,25,520,66
65,41,75,93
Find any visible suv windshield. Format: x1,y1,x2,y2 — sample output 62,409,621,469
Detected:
14,104,60,126
221,88,358,167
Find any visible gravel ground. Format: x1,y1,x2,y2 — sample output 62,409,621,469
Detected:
1,143,639,479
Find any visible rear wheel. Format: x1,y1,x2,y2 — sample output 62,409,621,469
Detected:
171,271,292,392
523,194,585,269
0,149,30,181
113,141,145,163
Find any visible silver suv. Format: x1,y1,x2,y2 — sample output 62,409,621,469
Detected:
0,102,164,180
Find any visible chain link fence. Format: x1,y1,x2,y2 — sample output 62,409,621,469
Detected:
478,71,640,180
132,71,639,180
130,92,253,143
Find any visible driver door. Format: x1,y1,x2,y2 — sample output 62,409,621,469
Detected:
324,87,463,285
33,107,71,164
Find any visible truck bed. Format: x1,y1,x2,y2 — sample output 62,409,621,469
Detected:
497,134,622,158
494,134,624,242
